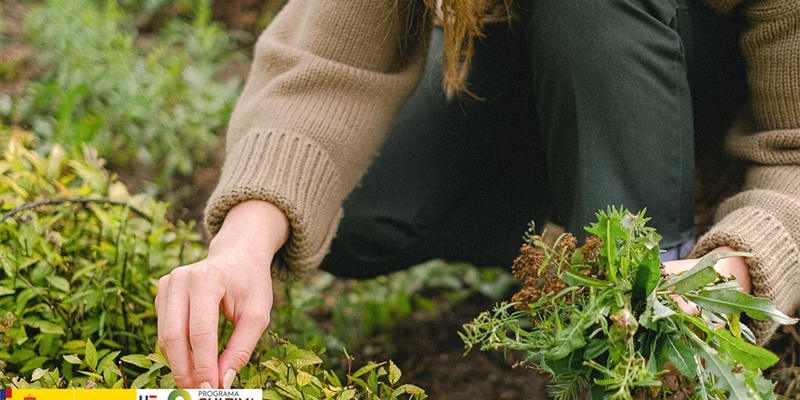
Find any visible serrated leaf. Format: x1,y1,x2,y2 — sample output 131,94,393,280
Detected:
684,289,799,325
585,208,628,281
296,370,314,388
121,354,152,369
666,338,697,378
687,331,751,399
640,292,677,329
749,372,777,399
147,351,169,368
284,348,323,369
550,320,587,360
714,328,778,370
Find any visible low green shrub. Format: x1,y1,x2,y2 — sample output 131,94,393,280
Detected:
2,334,427,400
0,127,430,396
9,0,241,192
0,127,204,380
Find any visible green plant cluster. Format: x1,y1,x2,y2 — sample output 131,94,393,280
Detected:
0,125,445,395
0,127,205,381
3,0,241,190
2,333,426,400
461,207,798,400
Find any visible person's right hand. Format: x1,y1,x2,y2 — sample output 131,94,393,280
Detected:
156,200,290,389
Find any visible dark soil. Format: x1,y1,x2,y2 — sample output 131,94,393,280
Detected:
387,294,551,400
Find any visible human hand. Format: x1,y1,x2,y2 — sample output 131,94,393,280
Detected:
156,200,289,389
661,246,751,314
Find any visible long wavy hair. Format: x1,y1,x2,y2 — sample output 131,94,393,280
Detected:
415,0,514,98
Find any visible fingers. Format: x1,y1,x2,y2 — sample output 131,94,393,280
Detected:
157,270,196,387
189,270,224,388
218,309,272,389
157,265,225,388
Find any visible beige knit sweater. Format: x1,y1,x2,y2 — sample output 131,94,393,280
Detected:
690,0,800,343
206,0,800,342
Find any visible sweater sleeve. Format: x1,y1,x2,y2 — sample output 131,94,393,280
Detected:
204,0,429,281
690,116,800,345
689,0,800,345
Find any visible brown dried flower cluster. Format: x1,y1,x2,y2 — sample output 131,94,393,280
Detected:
510,233,604,309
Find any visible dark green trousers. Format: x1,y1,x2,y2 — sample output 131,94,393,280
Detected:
320,0,747,279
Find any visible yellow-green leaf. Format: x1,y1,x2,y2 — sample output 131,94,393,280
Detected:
85,338,98,370
388,360,401,386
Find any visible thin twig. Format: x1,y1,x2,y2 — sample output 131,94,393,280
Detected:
0,197,149,224
119,360,129,389
15,270,71,324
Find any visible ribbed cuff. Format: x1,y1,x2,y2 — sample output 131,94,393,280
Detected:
690,197,800,345
205,129,344,281
725,112,800,165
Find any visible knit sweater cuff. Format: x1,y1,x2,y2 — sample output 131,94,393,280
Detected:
205,129,344,281
690,198,800,345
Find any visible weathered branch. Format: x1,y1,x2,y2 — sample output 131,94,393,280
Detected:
0,197,149,224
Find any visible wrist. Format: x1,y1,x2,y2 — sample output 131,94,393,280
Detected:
209,200,290,257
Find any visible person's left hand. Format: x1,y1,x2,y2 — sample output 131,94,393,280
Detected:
661,246,751,314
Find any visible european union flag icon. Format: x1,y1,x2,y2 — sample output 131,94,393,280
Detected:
0,388,12,400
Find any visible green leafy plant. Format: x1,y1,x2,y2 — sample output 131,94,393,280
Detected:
2,333,427,400
0,127,430,397
0,128,204,379
461,207,798,400
10,0,241,191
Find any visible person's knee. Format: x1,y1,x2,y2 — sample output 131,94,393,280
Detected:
319,215,424,279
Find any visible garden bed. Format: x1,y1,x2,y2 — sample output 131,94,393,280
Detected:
2,1,798,398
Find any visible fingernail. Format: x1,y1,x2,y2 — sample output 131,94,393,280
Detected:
199,381,212,389
223,369,236,390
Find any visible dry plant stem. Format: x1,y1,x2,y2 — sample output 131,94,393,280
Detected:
0,197,149,223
